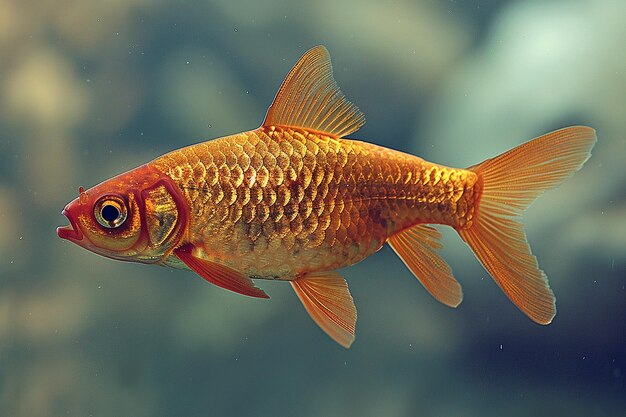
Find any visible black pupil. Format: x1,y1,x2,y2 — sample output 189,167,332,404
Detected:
101,204,120,222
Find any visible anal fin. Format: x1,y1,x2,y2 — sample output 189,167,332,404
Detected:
291,271,357,348
388,225,463,308
175,245,269,299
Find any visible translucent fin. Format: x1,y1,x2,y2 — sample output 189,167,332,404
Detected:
262,45,365,138
388,225,462,308
459,126,597,324
291,271,356,348
175,245,269,299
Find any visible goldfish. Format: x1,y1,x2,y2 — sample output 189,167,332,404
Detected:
58,46,596,347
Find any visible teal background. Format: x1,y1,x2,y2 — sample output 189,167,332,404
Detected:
1,0,625,416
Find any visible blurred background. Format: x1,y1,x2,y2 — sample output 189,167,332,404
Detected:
1,0,625,416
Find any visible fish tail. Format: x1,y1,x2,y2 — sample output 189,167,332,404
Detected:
457,126,597,324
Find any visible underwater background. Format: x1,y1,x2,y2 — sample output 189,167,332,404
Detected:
1,0,625,416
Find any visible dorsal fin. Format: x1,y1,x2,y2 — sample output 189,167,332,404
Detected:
262,45,365,138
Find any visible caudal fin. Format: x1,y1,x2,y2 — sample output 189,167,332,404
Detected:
458,126,596,324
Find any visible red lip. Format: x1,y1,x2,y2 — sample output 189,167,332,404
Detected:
57,209,83,241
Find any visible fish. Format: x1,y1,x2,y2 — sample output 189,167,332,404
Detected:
58,45,596,348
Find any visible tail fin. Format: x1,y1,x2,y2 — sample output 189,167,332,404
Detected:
458,126,597,324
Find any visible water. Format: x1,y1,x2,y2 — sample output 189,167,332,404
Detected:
1,0,625,416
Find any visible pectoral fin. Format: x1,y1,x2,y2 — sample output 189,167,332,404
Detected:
175,245,269,299
291,271,357,348
388,224,463,308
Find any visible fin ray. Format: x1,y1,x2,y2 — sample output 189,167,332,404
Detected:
263,46,365,138
459,126,597,324
291,271,356,348
388,224,462,308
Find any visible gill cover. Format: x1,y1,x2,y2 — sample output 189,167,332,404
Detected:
142,180,183,248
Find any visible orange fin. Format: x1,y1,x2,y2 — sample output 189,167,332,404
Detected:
459,126,597,324
291,271,356,348
175,245,269,299
388,225,462,308
262,45,365,138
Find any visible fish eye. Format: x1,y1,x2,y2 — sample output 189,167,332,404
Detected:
94,195,128,229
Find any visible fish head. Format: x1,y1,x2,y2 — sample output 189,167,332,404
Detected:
57,165,188,264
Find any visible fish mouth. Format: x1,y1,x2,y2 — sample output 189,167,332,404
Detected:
57,209,83,241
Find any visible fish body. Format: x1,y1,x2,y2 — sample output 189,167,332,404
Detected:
58,46,596,347
150,127,478,279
